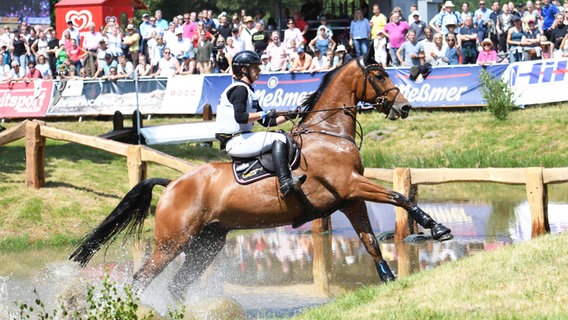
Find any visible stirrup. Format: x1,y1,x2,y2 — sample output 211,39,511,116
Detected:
280,174,306,196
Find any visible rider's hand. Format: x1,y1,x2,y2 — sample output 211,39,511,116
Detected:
266,109,279,119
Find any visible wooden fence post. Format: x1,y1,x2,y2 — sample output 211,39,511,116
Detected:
127,145,147,187
25,121,45,189
312,216,332,233
393,168,412,241
525,167,550,237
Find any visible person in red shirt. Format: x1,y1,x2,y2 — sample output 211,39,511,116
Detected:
292,10,309,44
24,61,43,82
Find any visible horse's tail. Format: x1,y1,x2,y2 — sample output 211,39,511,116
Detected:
69,178,171,267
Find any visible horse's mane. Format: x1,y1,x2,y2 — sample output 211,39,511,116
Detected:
298,63,349,122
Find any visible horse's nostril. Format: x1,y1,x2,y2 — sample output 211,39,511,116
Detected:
401,105,411,119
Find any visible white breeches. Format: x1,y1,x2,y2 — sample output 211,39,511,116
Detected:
226,132,287,158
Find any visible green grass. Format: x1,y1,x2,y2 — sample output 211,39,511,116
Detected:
291,232,568,320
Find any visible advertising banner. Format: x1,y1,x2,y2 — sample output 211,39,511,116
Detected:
0,80,53,118
161,75,205,114
46,78,167,116
501,58,568,106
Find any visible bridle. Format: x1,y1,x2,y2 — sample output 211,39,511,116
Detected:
356,56,401,117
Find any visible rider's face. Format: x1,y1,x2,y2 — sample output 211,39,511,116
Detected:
249,65,261,82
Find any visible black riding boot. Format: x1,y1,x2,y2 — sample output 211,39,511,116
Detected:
272,140,306,196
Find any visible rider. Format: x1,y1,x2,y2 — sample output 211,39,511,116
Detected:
216,50,306,196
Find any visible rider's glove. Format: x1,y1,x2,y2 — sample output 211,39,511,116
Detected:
266,109,279,119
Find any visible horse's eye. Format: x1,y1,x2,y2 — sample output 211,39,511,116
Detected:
374,75,384,81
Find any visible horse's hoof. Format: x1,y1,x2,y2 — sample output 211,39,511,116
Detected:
377,260,396,282
431,224,453,242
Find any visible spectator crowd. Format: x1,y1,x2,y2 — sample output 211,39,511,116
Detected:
2,0,568,83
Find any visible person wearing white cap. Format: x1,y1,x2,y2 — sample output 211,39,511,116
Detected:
122,24,141,66
259,53,271,72
436,1,462,35
168,29,193,60
409,11,427,41
334,44,353,67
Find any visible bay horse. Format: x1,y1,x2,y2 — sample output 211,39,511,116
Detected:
70,48,452,300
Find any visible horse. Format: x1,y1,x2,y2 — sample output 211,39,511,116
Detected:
70,47,453,300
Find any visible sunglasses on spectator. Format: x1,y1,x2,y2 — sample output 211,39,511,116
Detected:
164,51,171,54
483,44,491,47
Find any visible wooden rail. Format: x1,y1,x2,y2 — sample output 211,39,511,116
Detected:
1,120,566,240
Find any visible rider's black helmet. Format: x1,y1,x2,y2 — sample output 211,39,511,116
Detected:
232,50,261,77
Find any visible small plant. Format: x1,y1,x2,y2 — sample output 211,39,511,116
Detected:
479,69,517,120
14,275,185,319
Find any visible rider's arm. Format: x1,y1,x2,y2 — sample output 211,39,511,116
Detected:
228,85,263,124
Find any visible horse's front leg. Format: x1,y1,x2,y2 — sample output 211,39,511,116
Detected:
342,200,395,283
349,175,453,241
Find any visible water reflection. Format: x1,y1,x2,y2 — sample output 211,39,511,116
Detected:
1,200,567,318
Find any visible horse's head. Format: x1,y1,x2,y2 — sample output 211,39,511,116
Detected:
355,46,411,120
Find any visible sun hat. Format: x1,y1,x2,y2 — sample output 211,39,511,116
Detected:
444,1,455,7
335,44,346,52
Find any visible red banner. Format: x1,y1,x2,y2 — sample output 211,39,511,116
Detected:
0,80,53,119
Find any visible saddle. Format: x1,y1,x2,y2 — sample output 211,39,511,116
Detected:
231,136,301,185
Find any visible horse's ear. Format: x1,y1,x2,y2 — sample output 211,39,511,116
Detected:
365,44,376,65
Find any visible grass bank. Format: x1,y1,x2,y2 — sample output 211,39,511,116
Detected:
0,104,567,247
291,231,568,319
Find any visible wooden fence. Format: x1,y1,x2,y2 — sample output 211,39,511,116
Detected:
1,120,567,240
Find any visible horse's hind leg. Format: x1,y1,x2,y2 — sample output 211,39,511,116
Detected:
168,223,228,301
342,200,395,283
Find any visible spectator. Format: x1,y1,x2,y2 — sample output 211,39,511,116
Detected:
474,0,492,41
437,1,462,35
163,22,177,45
103,16,118,35
240,16,255,50
550,13,568,48
289,47,312,72
12,29,29,69
461,2,474,25
292,11,309,44
106,27,123,57
508,16,525,61
192,20,213,48
35,54,52,79
265,31,287,71
373,30,388,65
201,9,216,30
407,4,419,22
134,54,152,77
488,1,502,50
458,15,479,63
231,14,241,30
541,0,559,38
65,20,80,44
318,15,334,38
46,29,59,76
396,29,424,66
370,5,388,40
82,22,104,76
122,24,141,67
26,28,37,64
93,52,118,78
116,53,134,78
554,31,568,56
350,9,371,57
283,18,304,52
477,38,498,64
24,60,42,82
168,30,191,61
7,61,25,82
154,48,180,77
230,28,246,54
309,48,328,72
218,14,232,40
259,53,271,72
309,26,336,55
334,44,353,68
30,31,48,62
324,49,336,70
430,4,447,30
196,31,213,74
0,26,11,49
540,34,554,57
251,22,270,55
178,52,196,75
104,66,120,81
95,39,109,71
410,11,428,41
214,47,230,73
286,39,299,67
497,4,515,53
254,9,266,26
182,12,198,40
428,32,449,65
149,35,166,72
155,10,169,34
66,39,87,74
522,18,542,59
445,33,461,64
384,11,410,66
535,0,543,13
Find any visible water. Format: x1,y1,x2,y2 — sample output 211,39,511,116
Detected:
1,199,567,319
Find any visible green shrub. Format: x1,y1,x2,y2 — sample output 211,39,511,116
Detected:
15,274,185,319
479,69,517,120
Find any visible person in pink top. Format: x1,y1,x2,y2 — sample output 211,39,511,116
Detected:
383,11,410,66
182,12,197,40
476,38,497,65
